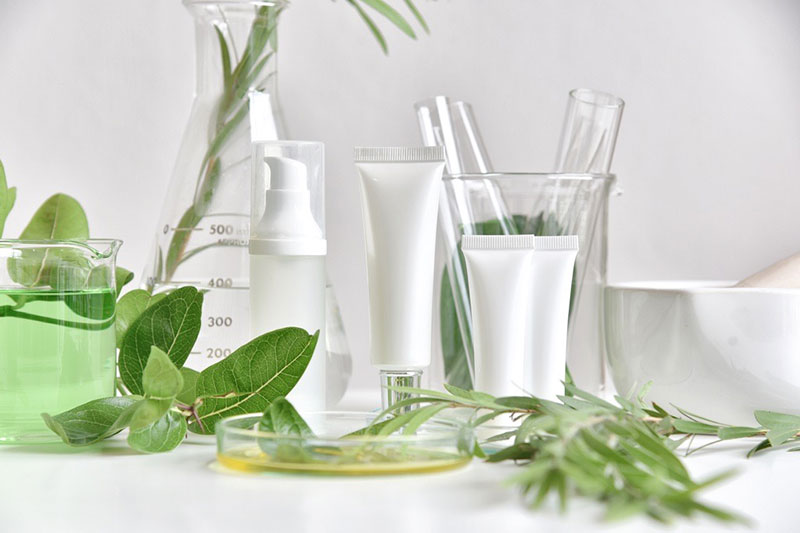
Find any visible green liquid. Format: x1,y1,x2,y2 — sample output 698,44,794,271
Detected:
0,288,116,443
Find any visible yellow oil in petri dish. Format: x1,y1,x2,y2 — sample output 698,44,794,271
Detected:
216,412,473,476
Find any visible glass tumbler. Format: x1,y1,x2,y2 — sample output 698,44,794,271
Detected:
0,239,121,443
432,174,616,395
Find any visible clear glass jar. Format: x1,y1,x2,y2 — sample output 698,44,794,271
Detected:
0,239,121,443
432,173,617,395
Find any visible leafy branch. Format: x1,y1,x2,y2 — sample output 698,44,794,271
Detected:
162,1,428,281
371,383,779,524
44,277,320,453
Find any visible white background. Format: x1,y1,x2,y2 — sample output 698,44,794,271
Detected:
1,0,800,389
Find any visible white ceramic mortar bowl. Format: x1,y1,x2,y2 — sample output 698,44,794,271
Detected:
605,281,800,425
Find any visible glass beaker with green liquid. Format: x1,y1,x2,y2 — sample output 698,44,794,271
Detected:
0,240,120,444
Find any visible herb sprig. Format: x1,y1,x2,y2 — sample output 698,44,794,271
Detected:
371,382,800,524
161,1,428,281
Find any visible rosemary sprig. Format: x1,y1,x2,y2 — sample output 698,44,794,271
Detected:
162,1,428,280
375,382,800,524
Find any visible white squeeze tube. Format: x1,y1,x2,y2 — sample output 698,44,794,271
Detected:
461,235,537,396
354,146,446,409
526,235,579,401
250,142,327,413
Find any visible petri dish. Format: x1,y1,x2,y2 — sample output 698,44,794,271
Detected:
216,411,473,476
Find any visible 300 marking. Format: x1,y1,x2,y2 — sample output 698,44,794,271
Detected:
208,316,233,327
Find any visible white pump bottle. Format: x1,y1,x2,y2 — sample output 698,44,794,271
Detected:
249,155,327,412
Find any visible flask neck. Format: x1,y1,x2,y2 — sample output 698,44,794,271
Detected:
186,2,282,98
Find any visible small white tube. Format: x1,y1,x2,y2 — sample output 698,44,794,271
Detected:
526,236,579,400
461,235,537,397
354,146,445,407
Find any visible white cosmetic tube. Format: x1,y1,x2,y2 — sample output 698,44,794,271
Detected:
461,235,537,396
526,236,579,400
354,146,445,408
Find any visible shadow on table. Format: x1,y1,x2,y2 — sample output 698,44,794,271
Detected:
0,440,140,456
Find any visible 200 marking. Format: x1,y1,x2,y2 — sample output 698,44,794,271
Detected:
207,347,232,359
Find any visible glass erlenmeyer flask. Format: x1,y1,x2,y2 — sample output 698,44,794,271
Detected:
143,1,352,400
144,1,285,371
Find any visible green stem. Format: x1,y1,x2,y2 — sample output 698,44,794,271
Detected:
0,305,113,331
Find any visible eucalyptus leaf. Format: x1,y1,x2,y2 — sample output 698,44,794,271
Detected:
177,367,200,405
258,397,313,437
11,194,89,287
191,327,319,434
115,266,134,296
114,289,167,348
128,398,175,431
19,193,89,240
0,159,17,237
119,286,203,394
42,396,141,446
142,346,184,400
127,410,187,453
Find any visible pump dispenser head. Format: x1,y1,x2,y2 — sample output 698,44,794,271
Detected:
249,154,325,256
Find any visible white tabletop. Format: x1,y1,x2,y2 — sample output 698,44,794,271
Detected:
0,390,793,533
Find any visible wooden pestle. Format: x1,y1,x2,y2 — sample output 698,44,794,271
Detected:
736,252,800,288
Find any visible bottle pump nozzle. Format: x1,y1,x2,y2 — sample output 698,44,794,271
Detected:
250,156,325,256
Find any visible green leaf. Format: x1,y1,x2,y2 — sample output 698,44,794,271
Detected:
163,206,201,281
563,382,618,410
20,193,89,240
115,266,134,296
346,0,388,53
765,428,800,447
718,426,761,440
214,26,232,95
494,396,541,410
753,410,800,446
754,410,800,429
360,0,416,39
119,286,204,394
485,442,537,463
672,419,719,434
142,346,184,400
403,0,428,33
11,194,89,286
114,289,167,348
127,410,187,453
41,396,141,446
128,398,174,431
401,403,451,435
258,397,313,437
177,367,200,405
191,327,319,434
0,159,17,237
443,383,495,404
343,418,394,438
439,260,473,390
746,438,772,458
